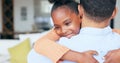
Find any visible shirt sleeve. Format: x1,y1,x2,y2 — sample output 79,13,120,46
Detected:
34,39,70,63
34,29,70,63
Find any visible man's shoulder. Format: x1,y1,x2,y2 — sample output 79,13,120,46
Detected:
112,32,120,38
109,32,120,42
59,35,80,43
59,37,70,43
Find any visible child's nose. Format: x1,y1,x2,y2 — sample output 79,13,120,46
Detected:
61,28,67,34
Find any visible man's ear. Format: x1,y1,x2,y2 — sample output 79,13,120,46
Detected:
111,7,118,19
78,5,83,19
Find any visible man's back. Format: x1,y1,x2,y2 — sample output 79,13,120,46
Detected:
58,26,120,63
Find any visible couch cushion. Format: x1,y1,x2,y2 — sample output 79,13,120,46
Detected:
8,38,31,63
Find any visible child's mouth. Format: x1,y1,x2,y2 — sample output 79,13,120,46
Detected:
65,34,74,39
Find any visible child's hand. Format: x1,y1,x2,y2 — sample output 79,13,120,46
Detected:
77,50,99,63
57,60,63,63
104,49,120,63
112,29,120,34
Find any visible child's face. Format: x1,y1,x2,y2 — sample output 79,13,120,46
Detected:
51,7,81,38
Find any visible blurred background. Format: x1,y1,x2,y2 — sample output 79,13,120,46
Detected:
0,0,120,39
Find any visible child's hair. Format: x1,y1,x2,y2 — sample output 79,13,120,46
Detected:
80,0,116,22
48,0,79,15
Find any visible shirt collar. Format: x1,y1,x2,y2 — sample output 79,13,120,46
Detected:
79,26,112,36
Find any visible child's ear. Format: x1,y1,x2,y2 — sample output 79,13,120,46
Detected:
111,7,118,19
78,5,83,19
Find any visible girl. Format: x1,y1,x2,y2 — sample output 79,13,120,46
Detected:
34,0,98,63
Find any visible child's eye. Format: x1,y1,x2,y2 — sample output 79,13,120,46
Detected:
54,26,60,30
65,21,71,26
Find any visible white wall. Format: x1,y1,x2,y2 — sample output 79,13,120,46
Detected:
34,0,52,17
114,0,120,29
0,0,2,32
14,0,34,32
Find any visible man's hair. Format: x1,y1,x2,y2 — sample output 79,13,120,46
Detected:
80,0,116,22
48,0,79,15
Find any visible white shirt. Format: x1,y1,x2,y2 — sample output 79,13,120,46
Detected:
27,26,120,63
58,26,120,63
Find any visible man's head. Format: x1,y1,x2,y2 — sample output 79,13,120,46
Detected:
48,0,81,38
80,0,116,22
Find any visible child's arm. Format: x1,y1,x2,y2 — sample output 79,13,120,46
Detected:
34,29,98,63
34,29,70,63
60,50,98,63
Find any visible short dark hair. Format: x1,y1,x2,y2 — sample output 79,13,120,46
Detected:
80,0,116,22
48,0,79,15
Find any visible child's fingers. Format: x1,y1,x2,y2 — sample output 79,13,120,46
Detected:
57,60,63,63
104,50,113,60
86,50,98,56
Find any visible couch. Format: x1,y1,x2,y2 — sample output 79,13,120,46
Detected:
0,31,48,63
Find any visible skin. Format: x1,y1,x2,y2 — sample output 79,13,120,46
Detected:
51,6,98,63
104,49,120,63
112,29,120,34
52,7,81,38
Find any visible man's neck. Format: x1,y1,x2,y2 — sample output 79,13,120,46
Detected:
81,16,110,28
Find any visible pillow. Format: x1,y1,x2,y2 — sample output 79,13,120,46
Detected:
8,38,31,63
19,31,49,47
